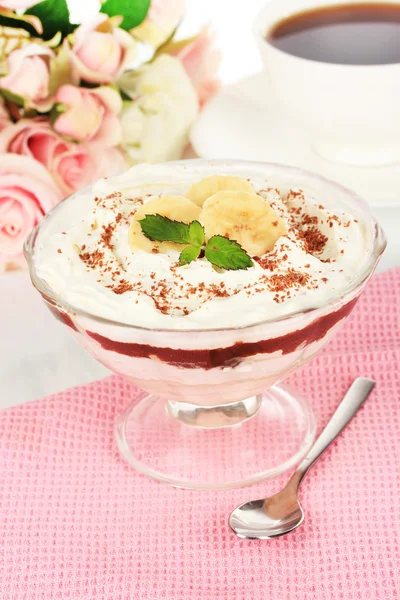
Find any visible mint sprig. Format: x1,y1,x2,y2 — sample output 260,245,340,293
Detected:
139,214,253,271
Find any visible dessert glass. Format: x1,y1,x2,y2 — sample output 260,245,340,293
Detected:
24,160,386,490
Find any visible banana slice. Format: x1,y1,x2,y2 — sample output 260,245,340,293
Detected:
200,191,287,256
185,175,253,207
129,195,201,253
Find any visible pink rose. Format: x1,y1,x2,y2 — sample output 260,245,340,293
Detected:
0,118,126,196
0,0,36,8
55,146,126,194
53,84,122,149
0,118,78,195
146,0,185,40
176,27,220,107
68,14,137,85
54,147,98,195
0,98,10,133
0,44,54,111
0,118,69,167
0,154,62,272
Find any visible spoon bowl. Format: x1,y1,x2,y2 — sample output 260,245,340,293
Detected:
229,472,304,539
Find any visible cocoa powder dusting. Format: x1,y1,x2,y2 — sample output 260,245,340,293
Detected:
300,226,328,255
255,254,279,271
267,269,311,293
101,223,116,248
80,249,105,269
108,279,133,295
302,214,319,225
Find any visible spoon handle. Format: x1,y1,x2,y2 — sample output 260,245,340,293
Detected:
296,377,375,480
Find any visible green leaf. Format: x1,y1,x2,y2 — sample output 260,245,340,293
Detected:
139,214,191,244
25,0,73,40
179,246,201,266
205,236,253,271
100,0,151,30
188,221,205,247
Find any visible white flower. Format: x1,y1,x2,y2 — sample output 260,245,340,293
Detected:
118,54,198,163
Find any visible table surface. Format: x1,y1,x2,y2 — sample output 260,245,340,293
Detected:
1,0,399,411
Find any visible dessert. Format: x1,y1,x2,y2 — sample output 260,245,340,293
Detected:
34,164,367,330
31,160,371,395
26,160,385,489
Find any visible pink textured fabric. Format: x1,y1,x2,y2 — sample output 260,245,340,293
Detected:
0,269,399,600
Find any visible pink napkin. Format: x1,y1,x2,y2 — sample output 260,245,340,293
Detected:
0,269,399,600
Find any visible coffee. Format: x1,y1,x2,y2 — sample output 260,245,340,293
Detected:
267,3,400,65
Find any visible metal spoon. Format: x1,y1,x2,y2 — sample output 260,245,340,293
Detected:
229,377,375,540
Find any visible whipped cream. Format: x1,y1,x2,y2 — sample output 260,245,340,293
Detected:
34,162,370,329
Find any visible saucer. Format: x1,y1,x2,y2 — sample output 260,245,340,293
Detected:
190,73,400,207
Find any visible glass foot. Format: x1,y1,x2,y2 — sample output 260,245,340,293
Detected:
115,385,317,490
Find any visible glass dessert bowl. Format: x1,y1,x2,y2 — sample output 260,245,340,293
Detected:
24,160,386,490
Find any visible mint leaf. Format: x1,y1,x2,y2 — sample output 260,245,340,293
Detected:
139,214,190,244
100,0,151,30
188,220,204,247
179,246,201,266
26,0,74,40
205,236,253,271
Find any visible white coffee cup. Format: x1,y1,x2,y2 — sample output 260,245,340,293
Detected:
255,0,400,167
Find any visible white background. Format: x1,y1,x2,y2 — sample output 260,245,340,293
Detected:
0,0,398,410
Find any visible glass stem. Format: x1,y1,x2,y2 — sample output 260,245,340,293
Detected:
166,396,263,429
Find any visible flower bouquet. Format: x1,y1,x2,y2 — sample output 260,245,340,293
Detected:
0,0,219,271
